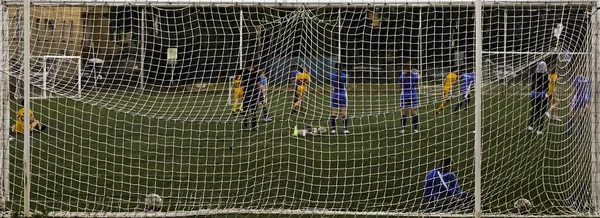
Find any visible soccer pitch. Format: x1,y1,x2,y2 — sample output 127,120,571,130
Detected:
5,83,587,216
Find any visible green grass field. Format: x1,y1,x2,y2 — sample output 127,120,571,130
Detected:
5,83,590,217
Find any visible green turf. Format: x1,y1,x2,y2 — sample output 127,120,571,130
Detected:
5,83,591,216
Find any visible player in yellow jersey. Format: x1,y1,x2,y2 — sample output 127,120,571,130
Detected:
291,66,311,114
14,100,46,133
436,67,459,114
546,68,561,121
232,75,243,115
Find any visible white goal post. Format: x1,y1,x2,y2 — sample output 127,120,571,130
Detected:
2,0,600,217
227,75,235,105
15,55,82,99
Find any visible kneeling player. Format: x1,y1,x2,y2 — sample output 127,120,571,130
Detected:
14,100,46,133
424,156,474,212
399,62,419,133
330,63,349,134
568,74,591,136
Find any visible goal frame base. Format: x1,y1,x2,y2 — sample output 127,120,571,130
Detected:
42,209,600,218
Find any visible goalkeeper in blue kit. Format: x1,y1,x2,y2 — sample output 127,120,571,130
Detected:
424,156,474,212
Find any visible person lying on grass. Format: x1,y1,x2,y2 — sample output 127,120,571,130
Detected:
14,100,46,133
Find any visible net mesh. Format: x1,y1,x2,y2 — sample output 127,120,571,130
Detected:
14,56,81,99
1,1,598,216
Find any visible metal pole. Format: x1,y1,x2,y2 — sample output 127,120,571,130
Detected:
591,0,600,213
0,4,9,207
139,8,146,91
503,10,507,91
338,8,343,99
43,57,47,98
419,7,422,83
239,9,243,69
228,76,233,105
450,16,453,68
23,0,31,215
77,57,81,98
474,0,483,217
338,8,341,65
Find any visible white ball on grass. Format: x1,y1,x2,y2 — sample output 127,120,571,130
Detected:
298,129,308,137
144,194,162,212
318,127,328,134
514,198,533,214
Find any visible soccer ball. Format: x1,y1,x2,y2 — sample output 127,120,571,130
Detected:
144,194,162,212
298,129,309,137
514,198,533,214
317,126,328,134
310,126,328,135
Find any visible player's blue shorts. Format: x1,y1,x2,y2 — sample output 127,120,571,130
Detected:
331,93,347,108
400,95,418,108
571,98,590,111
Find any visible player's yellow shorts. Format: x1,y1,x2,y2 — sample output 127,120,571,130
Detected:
296,85,307,98
13,122,35,133
234,88,244,99
442,88,451,99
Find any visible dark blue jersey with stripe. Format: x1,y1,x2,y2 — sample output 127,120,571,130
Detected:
331,72,347,95
460,73,475,93
424,168,467,203
573,75,592,102
399,71,419,97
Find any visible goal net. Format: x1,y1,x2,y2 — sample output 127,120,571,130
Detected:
14,56,81,99
2,0,599,217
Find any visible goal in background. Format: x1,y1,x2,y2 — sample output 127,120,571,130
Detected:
2,0,599,217
14,56,82,99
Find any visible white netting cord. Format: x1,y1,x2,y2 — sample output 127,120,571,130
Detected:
0,2,597,217
480,4,595,215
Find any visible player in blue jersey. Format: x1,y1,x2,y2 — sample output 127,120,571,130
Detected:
424,156,474,212
567,74,592,136
454,69,475,112
330,63,350,134
399,62,419,133
259,71,272,122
